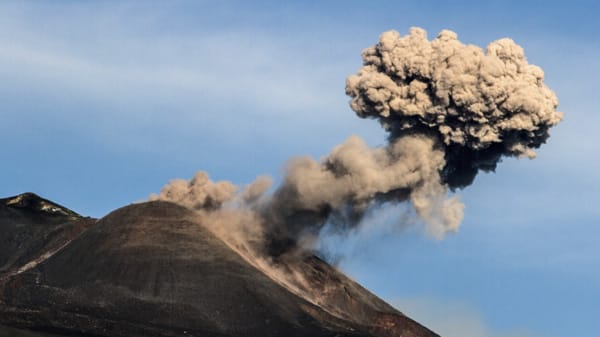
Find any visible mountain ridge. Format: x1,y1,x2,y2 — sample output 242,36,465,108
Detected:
0,193,439,337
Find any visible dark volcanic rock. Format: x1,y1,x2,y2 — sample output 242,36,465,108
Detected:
0,193,94,277
0,324,61,337
0,195,439,337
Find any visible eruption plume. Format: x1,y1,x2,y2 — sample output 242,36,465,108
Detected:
346,27,563,187
151,27,562,258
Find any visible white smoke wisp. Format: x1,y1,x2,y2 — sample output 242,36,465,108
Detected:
151,26,562,258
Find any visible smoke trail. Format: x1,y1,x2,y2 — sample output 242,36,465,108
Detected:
261,134,463,255
151,27,562,257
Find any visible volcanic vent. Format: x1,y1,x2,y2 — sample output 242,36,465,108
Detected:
153,27,562,258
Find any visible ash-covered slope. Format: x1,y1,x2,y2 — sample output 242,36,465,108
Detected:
0,195,438,337
0,193,94,278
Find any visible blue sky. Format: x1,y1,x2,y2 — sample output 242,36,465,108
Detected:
2,1,599,336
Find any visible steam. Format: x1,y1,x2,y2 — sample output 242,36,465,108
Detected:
151,27,562,257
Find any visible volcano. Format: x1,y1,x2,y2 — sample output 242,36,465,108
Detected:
0,193,438,337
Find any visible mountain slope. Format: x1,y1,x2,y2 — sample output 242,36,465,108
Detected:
0,193,94,278
0,194,438,337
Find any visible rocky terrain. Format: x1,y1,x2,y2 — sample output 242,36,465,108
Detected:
0,193,438,337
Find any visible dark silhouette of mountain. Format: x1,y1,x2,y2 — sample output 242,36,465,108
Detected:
0,193,94,280
0,193,439,337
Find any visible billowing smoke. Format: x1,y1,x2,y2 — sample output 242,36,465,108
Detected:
261,134,464,255
346,27,563,187
150,172,237,211
151,27,562,258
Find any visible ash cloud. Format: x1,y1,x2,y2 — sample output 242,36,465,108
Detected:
150,172,237,211
346,28,563,187
262,134,463,254
151,27,562,258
